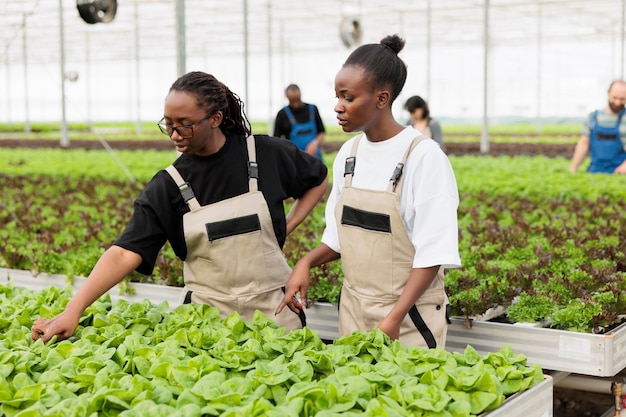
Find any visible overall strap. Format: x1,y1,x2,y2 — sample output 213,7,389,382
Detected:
343,135,363,188
386,135,428,194
165,165,201,211
283,106,296,124
617,109,626,127
246,135,259,192
590,110,599,130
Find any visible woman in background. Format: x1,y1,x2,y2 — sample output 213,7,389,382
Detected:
405,95,444,149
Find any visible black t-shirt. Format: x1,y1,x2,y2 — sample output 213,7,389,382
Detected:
273,103,326,139
114,133,327,275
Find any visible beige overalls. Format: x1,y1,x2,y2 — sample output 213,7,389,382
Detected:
336,135,449,348
165,135,304,331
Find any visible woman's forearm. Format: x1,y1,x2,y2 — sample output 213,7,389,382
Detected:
66,245,142,315
300,243,341,269
386,266,440,323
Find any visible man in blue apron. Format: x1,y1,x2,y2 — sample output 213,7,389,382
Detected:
570,80,626,174
274,84,326,160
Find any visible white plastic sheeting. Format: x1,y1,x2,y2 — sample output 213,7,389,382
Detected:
1,0,625,126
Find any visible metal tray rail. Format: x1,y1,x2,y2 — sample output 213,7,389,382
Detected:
447,318,626,377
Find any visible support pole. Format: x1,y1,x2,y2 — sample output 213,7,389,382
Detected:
85,32,92,130
426,0,432,100
480,0,490,154
134,3,142,134
58,0,69,148
243,0,250,112
279,21,285,88
267,0,274,134
536,3,542,132
175,0,186,77
22,14,30,133
619,0,626,80
5,51,10,123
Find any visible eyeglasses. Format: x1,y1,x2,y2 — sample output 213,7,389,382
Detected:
157,113,213,139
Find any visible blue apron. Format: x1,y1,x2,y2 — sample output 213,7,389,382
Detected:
283,104,322,159
588,109,626,173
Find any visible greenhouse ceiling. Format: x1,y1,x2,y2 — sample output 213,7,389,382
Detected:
1,0,624,66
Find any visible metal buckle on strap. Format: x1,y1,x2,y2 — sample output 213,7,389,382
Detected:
178,182,195,203
248,161,259,179
344,157,356,177
390,163,405,186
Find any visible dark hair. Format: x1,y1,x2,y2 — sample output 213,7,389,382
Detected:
285,84,300,94
169,71,251,136
404,95,430,120
343,34,407,103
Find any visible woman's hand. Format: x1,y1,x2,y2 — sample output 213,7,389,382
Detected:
31,308,82,343
29,246,142,343
275,244,340,315
275,261,311,315
377,315,401,340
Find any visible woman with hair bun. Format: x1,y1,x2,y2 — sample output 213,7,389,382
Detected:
33,71,328,343
278,35,460,348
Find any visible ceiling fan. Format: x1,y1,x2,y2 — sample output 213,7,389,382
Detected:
76,0,117,24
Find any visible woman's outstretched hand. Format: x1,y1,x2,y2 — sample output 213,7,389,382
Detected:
31,308,81,343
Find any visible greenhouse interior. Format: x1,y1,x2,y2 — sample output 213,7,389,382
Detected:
1,1,626,416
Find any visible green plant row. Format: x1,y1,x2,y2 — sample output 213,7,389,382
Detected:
0,149,177,182
441,135,577,144
0,283,543,417
0,174,181,287
448,191,626,332
0,121,583,136
441,123,582,136
3,149,624,199
0,122,272,142
2,151,626,332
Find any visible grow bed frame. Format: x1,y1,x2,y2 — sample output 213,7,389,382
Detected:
1,268,554,417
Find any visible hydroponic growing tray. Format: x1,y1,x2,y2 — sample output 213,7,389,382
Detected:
2,268,554,417
0,267,182,307
446,318,626,377
480,375,553,417
297,299,626,378
5,266,618,377
295,300,626,378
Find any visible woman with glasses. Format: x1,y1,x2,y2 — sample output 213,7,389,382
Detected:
32,71,328,343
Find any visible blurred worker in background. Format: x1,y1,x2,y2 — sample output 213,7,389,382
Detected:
570,80,626,174
404,95,444,149
274,84,326,160
32,71,328,343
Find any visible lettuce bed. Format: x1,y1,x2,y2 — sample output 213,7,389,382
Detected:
0,284,543,417
3,153,626,332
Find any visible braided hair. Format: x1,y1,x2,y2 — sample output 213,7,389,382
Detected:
343,34,408,104
169,71,251,137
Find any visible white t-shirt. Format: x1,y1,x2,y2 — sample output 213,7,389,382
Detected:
321,127,461,269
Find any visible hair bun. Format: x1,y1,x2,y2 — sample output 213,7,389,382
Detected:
380,34,405,54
